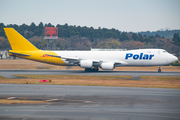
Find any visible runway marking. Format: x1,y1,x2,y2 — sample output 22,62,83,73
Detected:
84,101,92,103
59,99,92,103
45,98,92,103
7,97,16,100
46,99,59,102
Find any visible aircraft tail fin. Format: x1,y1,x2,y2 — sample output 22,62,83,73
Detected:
4,28,39,51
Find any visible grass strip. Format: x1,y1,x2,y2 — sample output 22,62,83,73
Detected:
0,75,180,89
0,99,46,104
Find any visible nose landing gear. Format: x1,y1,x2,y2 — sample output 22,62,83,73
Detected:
158,66,162,72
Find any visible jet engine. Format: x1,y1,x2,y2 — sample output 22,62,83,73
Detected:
100,62,114,70
80,60,93,68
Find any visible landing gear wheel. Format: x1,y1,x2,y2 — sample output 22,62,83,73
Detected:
158,66,162,72
85,68,91,72
85,67,99,72
92,67,99,72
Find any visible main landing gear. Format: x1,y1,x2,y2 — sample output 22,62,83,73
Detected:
85,67,99,72
158,66,162,72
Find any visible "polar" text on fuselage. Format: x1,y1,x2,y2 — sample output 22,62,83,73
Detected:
125,53,154,60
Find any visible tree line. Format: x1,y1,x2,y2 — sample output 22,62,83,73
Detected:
0,22,180,56
0,22,180,39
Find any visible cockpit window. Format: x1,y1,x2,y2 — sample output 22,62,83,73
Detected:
163,51,167,53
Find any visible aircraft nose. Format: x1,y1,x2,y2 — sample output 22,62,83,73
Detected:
168,54,178,63
172,55,178,62
174,56,178,62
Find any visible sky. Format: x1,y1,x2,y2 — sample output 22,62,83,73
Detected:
0,0,180,32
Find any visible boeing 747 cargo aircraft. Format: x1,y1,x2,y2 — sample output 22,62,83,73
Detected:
4,28,178,72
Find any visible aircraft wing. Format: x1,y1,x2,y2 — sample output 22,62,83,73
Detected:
45,54,126,66
46,54,79,61
46,54,102,65
46,54,80,65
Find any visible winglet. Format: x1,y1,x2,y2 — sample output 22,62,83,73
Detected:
4,28,39,51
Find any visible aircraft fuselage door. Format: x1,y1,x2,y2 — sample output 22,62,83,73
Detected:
158,50,160,54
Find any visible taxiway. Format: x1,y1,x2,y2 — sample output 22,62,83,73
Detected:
0,84,180,120
0,70,180,79
0,70,180,120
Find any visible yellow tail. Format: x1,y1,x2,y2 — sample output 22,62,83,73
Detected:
4,28,39,51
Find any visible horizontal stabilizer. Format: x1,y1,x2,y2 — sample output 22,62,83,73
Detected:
9,52,31,56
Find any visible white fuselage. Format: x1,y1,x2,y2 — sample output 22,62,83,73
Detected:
54,49,178,67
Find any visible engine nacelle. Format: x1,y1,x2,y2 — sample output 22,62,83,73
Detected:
80,60,93,68
100,62,114,70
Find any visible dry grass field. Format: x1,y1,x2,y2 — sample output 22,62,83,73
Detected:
0,59,180,89
0,99,46,104
0,75,180,89
0,59,180,71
